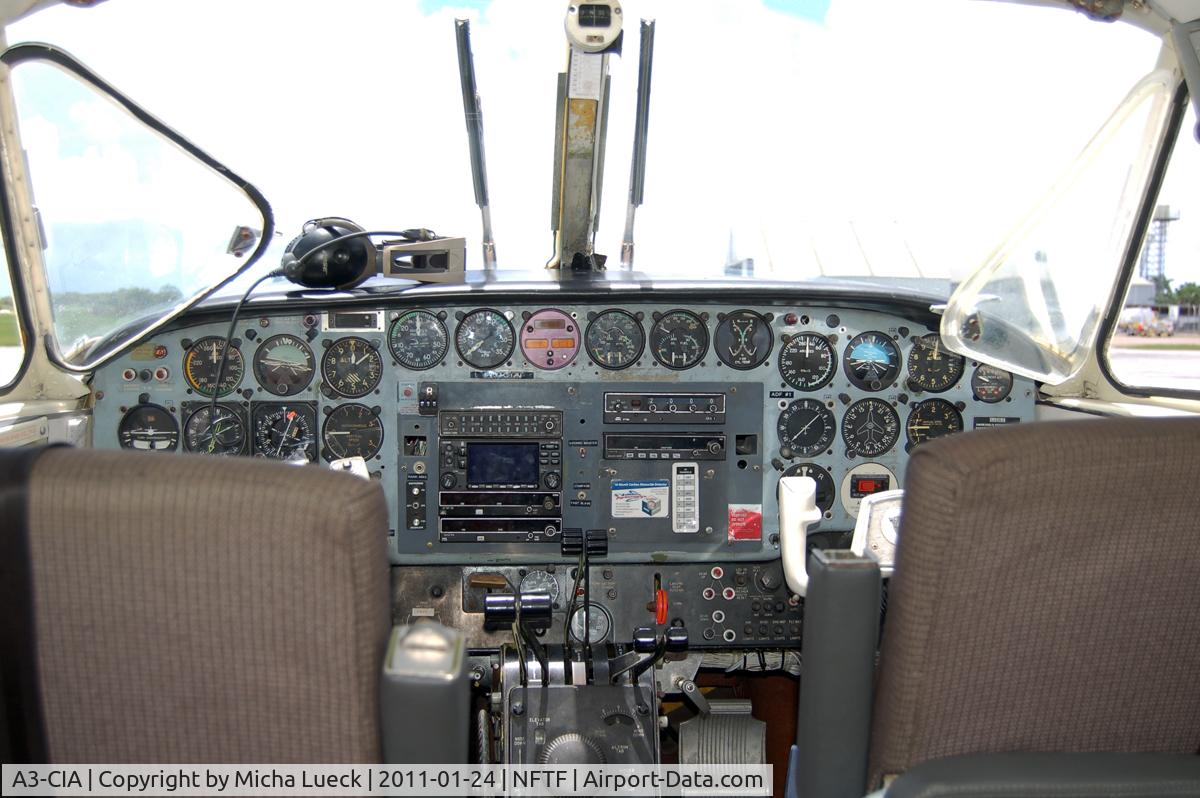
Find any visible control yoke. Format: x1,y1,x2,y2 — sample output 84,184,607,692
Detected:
777,476,822,597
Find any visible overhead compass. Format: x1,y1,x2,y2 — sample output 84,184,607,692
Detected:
843,332,900,391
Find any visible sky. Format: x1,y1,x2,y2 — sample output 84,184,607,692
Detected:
7,0,1195,293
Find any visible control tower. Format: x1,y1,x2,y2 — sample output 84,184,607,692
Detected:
1139,204,1180,297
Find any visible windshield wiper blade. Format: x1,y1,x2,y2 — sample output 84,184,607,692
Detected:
455,18,497,270
621,19,655,271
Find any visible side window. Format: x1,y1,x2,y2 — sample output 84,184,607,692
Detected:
0,238,25,387
1107,103,1200,393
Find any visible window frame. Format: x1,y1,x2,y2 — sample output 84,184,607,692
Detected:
0,42,275,374
0,126,35,395
1097,82,1198,400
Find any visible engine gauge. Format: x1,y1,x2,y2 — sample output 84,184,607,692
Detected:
906,333,964,393
585,309,644,370
117,404,178,452
778,332,837,391
183,404,246,456
455,308,515,369
841,398,900,457
843,332,900,391
715,309,773,370
183,336,243,397
519,308,580,370
971,364,1014,403
650,310,708,370
321,336,383,398
568,603,612,645
520,570,561,605
252,334,315,396
777,398,837,457
252,402,317,462
906,399,964,446
780,462,835,513
322,403,384,461
387,310,448,370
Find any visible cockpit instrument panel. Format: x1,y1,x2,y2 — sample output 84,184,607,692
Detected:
93,287,1037,566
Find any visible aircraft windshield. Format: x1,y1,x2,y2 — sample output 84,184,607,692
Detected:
9,0,1163,297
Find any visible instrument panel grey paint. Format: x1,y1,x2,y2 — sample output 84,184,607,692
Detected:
92,300,1036,564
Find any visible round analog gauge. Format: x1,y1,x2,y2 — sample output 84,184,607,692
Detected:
253,334,315,396
388,310,448,370
183,336,243,397
519,570,561,605
322,403,384,461
841,398,901,457
520,308,580,370
906,333,964,393
843,332,901,391
650,310,708,370
971,364,1014,403
252,403,317,462
715,309,773,370
780,462,835,514
906,398,964,446
777,398,837,457
183,405,246,456
118,404,178,452
778,332,837,391
585,309,644,370
455,308,516,369
321,336,383,398
568,603,612,644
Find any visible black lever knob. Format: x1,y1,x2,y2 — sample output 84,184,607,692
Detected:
484,592,553,628
632,626,658,653
665,626,689,652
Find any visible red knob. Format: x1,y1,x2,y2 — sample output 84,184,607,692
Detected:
654,588,669,625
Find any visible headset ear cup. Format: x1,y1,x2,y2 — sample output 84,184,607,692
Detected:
279,222,375,289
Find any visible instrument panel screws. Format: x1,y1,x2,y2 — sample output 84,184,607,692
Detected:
512,703,524,716
636,703,649,715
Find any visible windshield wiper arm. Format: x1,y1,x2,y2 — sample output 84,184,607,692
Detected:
455,18,497,271
621,19,655,271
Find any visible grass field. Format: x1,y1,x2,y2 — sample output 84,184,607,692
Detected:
0,312,18,346
1113,343,1200,351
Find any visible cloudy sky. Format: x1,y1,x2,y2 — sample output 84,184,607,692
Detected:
9,0,1193,291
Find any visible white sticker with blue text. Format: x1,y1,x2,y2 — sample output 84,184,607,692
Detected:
611,480,669,518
